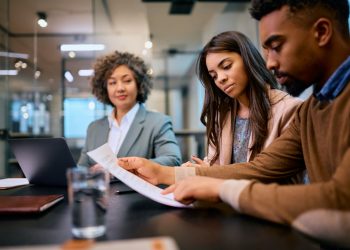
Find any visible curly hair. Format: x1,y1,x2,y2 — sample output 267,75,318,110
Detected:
250,0,349,38
197,31,279,164
91,51,153,106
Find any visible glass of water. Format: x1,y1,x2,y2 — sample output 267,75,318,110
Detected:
67,167,109,239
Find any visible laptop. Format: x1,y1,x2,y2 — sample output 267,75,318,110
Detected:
8,137,76,187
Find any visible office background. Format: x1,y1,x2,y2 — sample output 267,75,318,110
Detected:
1,0,348,178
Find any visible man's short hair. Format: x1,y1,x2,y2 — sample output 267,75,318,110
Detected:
250,0,349,37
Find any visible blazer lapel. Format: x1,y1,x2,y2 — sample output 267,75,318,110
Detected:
117,105,145,157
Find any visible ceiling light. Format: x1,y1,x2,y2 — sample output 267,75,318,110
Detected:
34,70,41,79
37,12,48,28
64,71,74,82
0,51,29,59
78,69,94,77
0,70,18,76
14,60,28,70
88,101,96,110
68,51,76,58
145,40,153,49
60,44,105,52
147,68,153,75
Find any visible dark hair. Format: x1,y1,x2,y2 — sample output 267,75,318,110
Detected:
197,31,279,164
91,51,153,106
250,0,350,38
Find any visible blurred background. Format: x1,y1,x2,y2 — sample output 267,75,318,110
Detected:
2,0,346,178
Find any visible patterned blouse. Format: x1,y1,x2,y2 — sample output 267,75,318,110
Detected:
232,116,250,163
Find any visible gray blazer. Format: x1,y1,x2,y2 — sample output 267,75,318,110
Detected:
78,105,182,167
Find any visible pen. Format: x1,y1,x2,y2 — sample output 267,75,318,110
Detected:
110,178,121,184
115,190,136,195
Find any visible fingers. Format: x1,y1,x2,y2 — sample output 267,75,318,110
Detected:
191,155,203,164
118,157,141,170
162,184,176,195
161,180,195,205
173,181,196,205
117,158,129,169
180,161,192,167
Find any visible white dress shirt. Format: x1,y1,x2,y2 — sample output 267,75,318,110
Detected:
107,103,140,155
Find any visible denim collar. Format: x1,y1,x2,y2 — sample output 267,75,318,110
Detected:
315,56,350,101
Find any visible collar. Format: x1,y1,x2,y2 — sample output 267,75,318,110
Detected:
315,56,350,101
107,103,140,128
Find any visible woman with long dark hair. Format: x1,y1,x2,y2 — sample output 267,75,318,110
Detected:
185,31,301,166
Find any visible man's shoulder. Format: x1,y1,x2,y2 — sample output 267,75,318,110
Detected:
269,89,302,105
269,89,303,114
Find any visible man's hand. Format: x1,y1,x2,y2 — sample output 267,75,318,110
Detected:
162,176,225,205
118,157,175,185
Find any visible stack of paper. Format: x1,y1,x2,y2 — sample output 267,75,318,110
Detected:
0,178,29,190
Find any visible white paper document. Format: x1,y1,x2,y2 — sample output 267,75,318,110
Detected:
0,178,29,189
87,143,191,208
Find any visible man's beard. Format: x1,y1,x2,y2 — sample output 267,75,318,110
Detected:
277,73,312,97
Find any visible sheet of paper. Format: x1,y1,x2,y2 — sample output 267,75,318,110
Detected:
87,143,191,208
0,178,29,189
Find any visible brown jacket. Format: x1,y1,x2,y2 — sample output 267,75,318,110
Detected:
193,81,350,246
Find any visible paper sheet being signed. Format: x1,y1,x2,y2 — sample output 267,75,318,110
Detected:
87,143,191,208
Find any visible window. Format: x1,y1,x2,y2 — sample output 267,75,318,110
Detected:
64,98,111,138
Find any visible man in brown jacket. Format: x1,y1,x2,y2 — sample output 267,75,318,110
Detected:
119,0,350,246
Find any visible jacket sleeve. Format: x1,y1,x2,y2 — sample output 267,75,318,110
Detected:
202,107,350,246
278,96,302,134
234,109,350,222
150,116,182,166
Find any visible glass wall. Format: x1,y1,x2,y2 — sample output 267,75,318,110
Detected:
0,1,262,176
0,0,9,177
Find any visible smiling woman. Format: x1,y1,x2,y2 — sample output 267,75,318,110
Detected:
78,51,182,168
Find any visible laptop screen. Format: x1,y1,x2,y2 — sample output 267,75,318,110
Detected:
8,138,76,186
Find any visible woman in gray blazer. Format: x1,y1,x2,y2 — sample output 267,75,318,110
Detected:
78,51,181,167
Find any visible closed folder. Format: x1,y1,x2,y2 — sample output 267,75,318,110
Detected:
0,194,64,214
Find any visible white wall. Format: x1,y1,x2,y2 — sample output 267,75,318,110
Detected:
168,89,183,130
146,89,165,114
202,3,259,47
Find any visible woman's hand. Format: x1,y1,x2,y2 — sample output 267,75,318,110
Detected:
118,157,175,185
162,176,224,205
181,155,209,168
